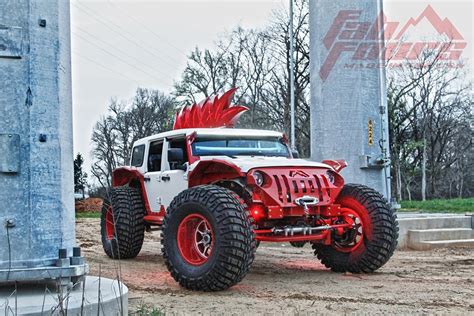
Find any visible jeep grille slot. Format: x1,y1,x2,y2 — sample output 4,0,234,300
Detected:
292,180,299,194
273,175,283,202
313,175,324,202
300,180,307,193
308,180,315,193
281,175,292,202
320,174,331,198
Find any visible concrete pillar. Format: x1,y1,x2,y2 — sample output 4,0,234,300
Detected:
0,0,78,277
309,0,391,200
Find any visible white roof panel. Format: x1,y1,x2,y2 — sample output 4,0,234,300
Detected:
134,128,284,146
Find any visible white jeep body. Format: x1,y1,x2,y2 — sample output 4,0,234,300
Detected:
104,92,398,292
129,128,332,212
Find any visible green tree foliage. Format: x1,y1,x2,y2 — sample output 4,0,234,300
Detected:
74,153,88,194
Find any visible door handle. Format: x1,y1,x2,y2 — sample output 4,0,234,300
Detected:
144,176,151,182
161,175,171,181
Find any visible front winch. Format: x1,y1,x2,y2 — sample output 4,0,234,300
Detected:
294,195,319,216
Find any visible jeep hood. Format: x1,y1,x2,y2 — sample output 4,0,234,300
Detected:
195,156,332,173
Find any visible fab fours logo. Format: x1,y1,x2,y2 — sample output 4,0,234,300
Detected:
319,5,467,81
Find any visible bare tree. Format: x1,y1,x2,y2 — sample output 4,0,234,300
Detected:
388,41,473,200
173,1,311,156
91,88,175,192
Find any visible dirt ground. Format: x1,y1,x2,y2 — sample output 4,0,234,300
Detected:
77,218,474,315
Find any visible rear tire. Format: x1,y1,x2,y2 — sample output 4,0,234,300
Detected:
162,185,255,291
101,186,146,259
313,184,398,273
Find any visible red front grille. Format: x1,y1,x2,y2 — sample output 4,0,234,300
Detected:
256,168,335,207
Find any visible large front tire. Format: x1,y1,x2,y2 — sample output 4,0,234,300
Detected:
313,184,398,273
101,186,146,259
162,185,255,291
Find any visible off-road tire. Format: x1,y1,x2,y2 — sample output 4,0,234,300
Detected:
101,186,146,259
161,185,255,291
231,193,257,283
313,184,398,273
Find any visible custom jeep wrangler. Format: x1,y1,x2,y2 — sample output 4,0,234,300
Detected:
101,88,398,291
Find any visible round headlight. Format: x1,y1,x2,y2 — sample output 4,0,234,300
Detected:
326,170,335,184
253,171,264,186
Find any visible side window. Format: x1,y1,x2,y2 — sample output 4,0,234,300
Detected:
148,141,163,172
169,138,188,162
130,145,145,167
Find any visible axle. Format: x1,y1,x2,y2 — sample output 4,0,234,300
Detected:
254,222,353,243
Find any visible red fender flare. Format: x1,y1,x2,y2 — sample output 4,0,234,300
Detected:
112,167,151,213
322,159,348,173
188,159,244,187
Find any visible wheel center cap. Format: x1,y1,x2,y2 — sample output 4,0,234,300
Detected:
202,234,211,244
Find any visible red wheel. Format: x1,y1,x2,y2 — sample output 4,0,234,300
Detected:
312,184,398,273
105,206,115,240
177,214,214,266
332,204,367,253
162,185,255,291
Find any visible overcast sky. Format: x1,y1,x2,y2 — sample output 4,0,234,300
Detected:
71,0,472,175
71,0,285,173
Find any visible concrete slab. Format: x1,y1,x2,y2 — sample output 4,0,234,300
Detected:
408,228,474,243
396,214,473,249
398,212,473,218
0,276,127,315
411,239,474,251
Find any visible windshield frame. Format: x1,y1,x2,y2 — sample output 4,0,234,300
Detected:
191,136,291,158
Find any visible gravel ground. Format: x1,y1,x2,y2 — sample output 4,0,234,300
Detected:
77,218,474,315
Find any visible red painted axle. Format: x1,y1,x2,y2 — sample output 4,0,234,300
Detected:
253,223,352,242
256,232,330,242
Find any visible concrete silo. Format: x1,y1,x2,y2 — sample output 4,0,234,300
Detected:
309,0,391,201
0,0,87,283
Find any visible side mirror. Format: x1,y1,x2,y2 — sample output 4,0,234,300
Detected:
168,148,184,162
291,149,300,159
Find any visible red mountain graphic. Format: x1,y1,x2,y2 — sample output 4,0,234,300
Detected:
394,5,464,41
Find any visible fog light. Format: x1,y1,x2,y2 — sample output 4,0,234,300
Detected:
249,204,265,221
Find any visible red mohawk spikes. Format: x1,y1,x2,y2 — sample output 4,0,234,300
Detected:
173,88,248,130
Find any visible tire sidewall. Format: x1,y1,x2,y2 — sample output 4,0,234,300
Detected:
100,200,117,257
100,187,146,259
164,200,220,278
326,190,373,261
313,184,398,273
336,195,373,258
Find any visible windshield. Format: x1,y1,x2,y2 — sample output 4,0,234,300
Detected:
192,137,290,157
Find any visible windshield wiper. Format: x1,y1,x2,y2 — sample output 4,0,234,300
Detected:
234,151,264,156
219,154,237,159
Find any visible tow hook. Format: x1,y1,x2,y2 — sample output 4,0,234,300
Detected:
295,196,319,216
